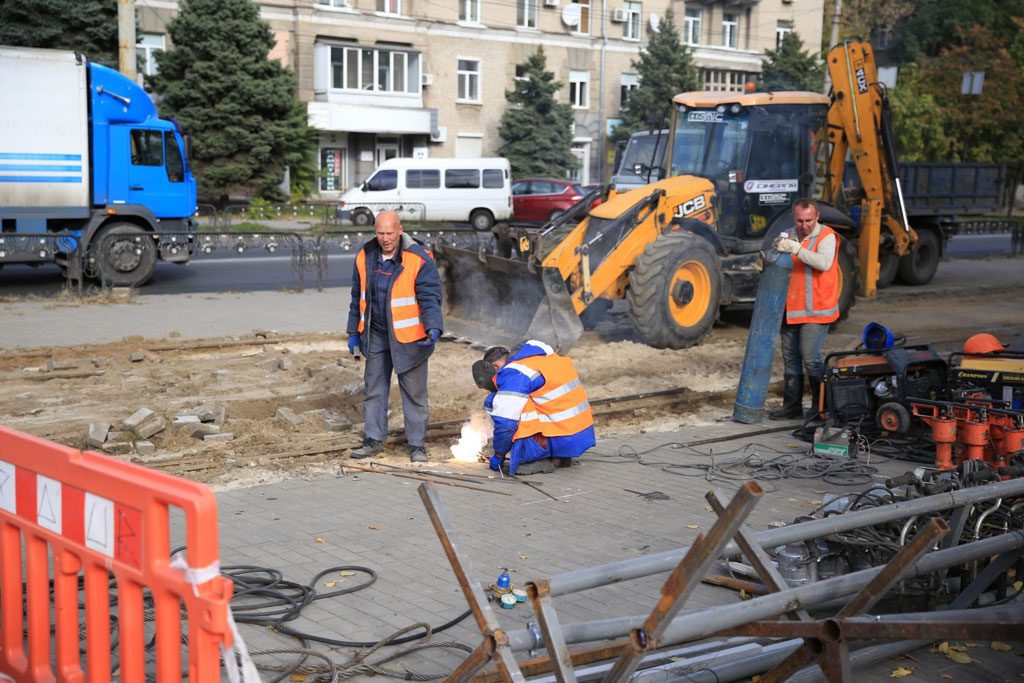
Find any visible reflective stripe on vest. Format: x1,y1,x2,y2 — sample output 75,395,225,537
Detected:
509,354,593,440
786,225,840,325
355,248,428,342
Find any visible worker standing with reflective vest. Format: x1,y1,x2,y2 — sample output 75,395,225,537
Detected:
770,198,840,420
347,210,443,462
472,340,596,475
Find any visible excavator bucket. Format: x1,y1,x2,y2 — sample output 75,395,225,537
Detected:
434,242,584,353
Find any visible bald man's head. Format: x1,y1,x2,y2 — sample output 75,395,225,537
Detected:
374,210,403,257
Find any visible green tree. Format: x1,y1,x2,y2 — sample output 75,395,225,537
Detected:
889,0,1024,63
888,63,951,162
760,33,824,92
611,7,700,143
498,47,576,178
0,0,121,68
148,0,312,203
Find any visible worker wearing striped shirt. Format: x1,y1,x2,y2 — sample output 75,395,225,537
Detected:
473,340,595,475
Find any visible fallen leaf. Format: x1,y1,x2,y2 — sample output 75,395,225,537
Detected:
315,537,326,543
965,642,979,648
890,666,913,678
1015,580,1023,592
739,589,753,600
991,642,1013,651
324,581,337,588
947,650,972,664
290,675,307,682
686,524,700,529
939,674,954,680
368,525,379,530
339,570,355,577
519,555,528,560
704,505,713,511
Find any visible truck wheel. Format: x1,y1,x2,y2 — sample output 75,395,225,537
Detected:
470,209,495,232
897,229,940,286
833,236,859,326
877,251,898,288
627,232,720,349
93,223,156,287
351,209,374,227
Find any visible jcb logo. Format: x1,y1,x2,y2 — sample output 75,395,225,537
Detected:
855,65,869,94
749,214,767,233
673,194,707,218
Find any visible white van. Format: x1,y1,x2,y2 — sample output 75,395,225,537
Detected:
338,157,512,231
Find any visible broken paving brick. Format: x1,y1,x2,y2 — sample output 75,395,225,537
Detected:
260,358,282,372
279,356,293,371
129,351,145,362
47,359,79,372
86,422,111,448
173,415,202,425
276,407,303,426
133,415,166,439
135,440,156,456
203,432,234,442
123,407,155,430
189,423,221,439
102,441,133,455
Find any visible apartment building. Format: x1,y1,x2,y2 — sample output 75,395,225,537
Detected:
137,0,823,195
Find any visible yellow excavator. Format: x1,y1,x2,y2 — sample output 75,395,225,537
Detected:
436,41,926,351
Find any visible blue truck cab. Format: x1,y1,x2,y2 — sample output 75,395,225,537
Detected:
0,47,197,286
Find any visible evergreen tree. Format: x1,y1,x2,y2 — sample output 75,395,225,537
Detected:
0,0,120,68
498,47,576,178
611,8,700,143
148,0,312,203
760,33,824,92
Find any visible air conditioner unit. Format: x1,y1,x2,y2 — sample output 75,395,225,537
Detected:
421,73,434,86
430,126,447,143
543,0,558,7
611,7,628,22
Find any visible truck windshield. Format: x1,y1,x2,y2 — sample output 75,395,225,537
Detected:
166,132,185,183
670,108,749,180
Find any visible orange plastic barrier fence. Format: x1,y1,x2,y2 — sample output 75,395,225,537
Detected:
0,426,234,682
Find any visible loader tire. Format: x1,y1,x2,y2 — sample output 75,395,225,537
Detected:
627,232,720,349
833,236,859,327
896,228,940,286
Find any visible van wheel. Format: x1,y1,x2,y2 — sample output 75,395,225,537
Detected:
470,209,494,232
352,209,374,227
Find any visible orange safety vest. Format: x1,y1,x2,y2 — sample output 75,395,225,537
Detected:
786,225,840,325
354,248,427,343
509,354,594,440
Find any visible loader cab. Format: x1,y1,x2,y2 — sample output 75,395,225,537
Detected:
668,92,828,244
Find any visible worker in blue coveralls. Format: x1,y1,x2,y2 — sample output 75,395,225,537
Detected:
471,340,596,475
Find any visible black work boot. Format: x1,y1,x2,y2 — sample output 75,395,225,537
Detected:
350,438,383,459
769,374,804,420
805,375,825,420
408,445,428,463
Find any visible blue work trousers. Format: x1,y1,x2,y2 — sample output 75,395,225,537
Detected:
363,329,429,447
780,322,828,377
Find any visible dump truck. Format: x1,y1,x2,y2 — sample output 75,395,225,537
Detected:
0,47,197,286
436,41,1008,353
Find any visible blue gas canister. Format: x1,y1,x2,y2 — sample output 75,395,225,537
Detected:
496,568,511,591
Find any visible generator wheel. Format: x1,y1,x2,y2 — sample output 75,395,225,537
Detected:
876,401,911,434
832,236,859,328
627,232,720,349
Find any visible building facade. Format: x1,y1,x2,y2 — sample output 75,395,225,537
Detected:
138,0,823,196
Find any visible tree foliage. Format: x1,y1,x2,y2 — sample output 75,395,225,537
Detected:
828,0,916,46
498,47,576,178
760,33,824,92
0,0,121,68
888,64,951,162
611,8,700,143
148,0,312,202
889,0,1023,63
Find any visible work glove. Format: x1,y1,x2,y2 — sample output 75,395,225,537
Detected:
489,454,505,472
347,334,363,357
418,328,441,348
776,238,801,255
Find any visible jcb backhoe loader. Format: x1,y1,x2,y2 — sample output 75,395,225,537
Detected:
436,41,927,352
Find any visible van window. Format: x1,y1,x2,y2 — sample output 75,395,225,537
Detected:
366,170,398,191
445,169,480,189
482,169,504,188
407,169,440,189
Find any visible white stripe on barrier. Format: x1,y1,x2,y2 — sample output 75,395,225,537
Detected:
0,460,15,514
36,474,62,534
85,492,115,557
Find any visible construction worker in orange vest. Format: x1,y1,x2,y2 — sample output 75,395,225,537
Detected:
472,340,596,475
769,198,840,420
347,210,443,462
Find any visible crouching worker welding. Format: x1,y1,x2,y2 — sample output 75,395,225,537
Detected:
472,340,595,475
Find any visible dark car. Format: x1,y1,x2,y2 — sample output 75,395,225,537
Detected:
511,178,587,223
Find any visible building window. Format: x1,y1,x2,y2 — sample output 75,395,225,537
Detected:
319,147,346,192
457,59,481,102
569,70,589,109
684,8,702,46
515,64,529,81
315,0,350,7
460,0,481,23
329,46,420,94
776,20,792,49
136,33,165,77
572,0,590,34
377,0,401,14
722,13,738,48
517,0,538,28
702,69,751,93
623,1,641,41
620,73,638,111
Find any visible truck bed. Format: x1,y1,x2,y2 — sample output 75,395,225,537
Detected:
845,161,1005,217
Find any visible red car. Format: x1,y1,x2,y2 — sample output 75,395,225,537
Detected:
511,178,587,223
